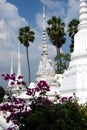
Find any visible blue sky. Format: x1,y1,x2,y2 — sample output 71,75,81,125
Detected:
0,0,79,89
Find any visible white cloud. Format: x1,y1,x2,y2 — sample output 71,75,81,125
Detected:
41,0,66,17
0,1,28,47
0,0,28,87
0,19,4,28
0,0,44,85
0,0,80,88
41,0,63,9
40,0,79,26
64,0,79,26
36,13,43,29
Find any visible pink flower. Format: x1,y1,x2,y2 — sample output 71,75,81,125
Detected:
22,81,26,85
11,82,15,85
18,75,23,79
61,97,67,103
73,93,75,96
1,74,5,77
69,96,73,100
19,87,22,89
17,81,21,85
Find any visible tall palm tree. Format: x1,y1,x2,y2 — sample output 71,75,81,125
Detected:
46,16,66,73
67,19,79,52
18,26,35,84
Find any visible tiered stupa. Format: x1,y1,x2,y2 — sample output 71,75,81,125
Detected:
13,43,26,96
7,53,14,89
5,43,26,99
36,6,60,101
60,0,87,103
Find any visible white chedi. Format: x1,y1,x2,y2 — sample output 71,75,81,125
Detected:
60,0,87,104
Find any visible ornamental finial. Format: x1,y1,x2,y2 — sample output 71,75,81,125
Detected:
78,0,87,30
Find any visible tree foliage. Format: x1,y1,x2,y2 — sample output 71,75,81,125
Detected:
0,86,5,103
18,26,35,84
16,100,87,130
47,16,66,73
67,19,79,52
54,53,70,73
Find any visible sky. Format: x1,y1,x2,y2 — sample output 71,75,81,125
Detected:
0,0,80,89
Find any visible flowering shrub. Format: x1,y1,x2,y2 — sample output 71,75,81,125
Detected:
0,74,51,129
0,73,87,130
1,73,26,86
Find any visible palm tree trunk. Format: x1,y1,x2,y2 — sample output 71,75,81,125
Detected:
26,47,31,84
56,47,60,73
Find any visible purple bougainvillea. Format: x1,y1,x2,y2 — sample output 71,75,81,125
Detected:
0,73,79,130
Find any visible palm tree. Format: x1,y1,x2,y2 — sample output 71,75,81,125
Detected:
18,26,35,84
67,19,79,52
46,16,66,73
54,53,70,73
